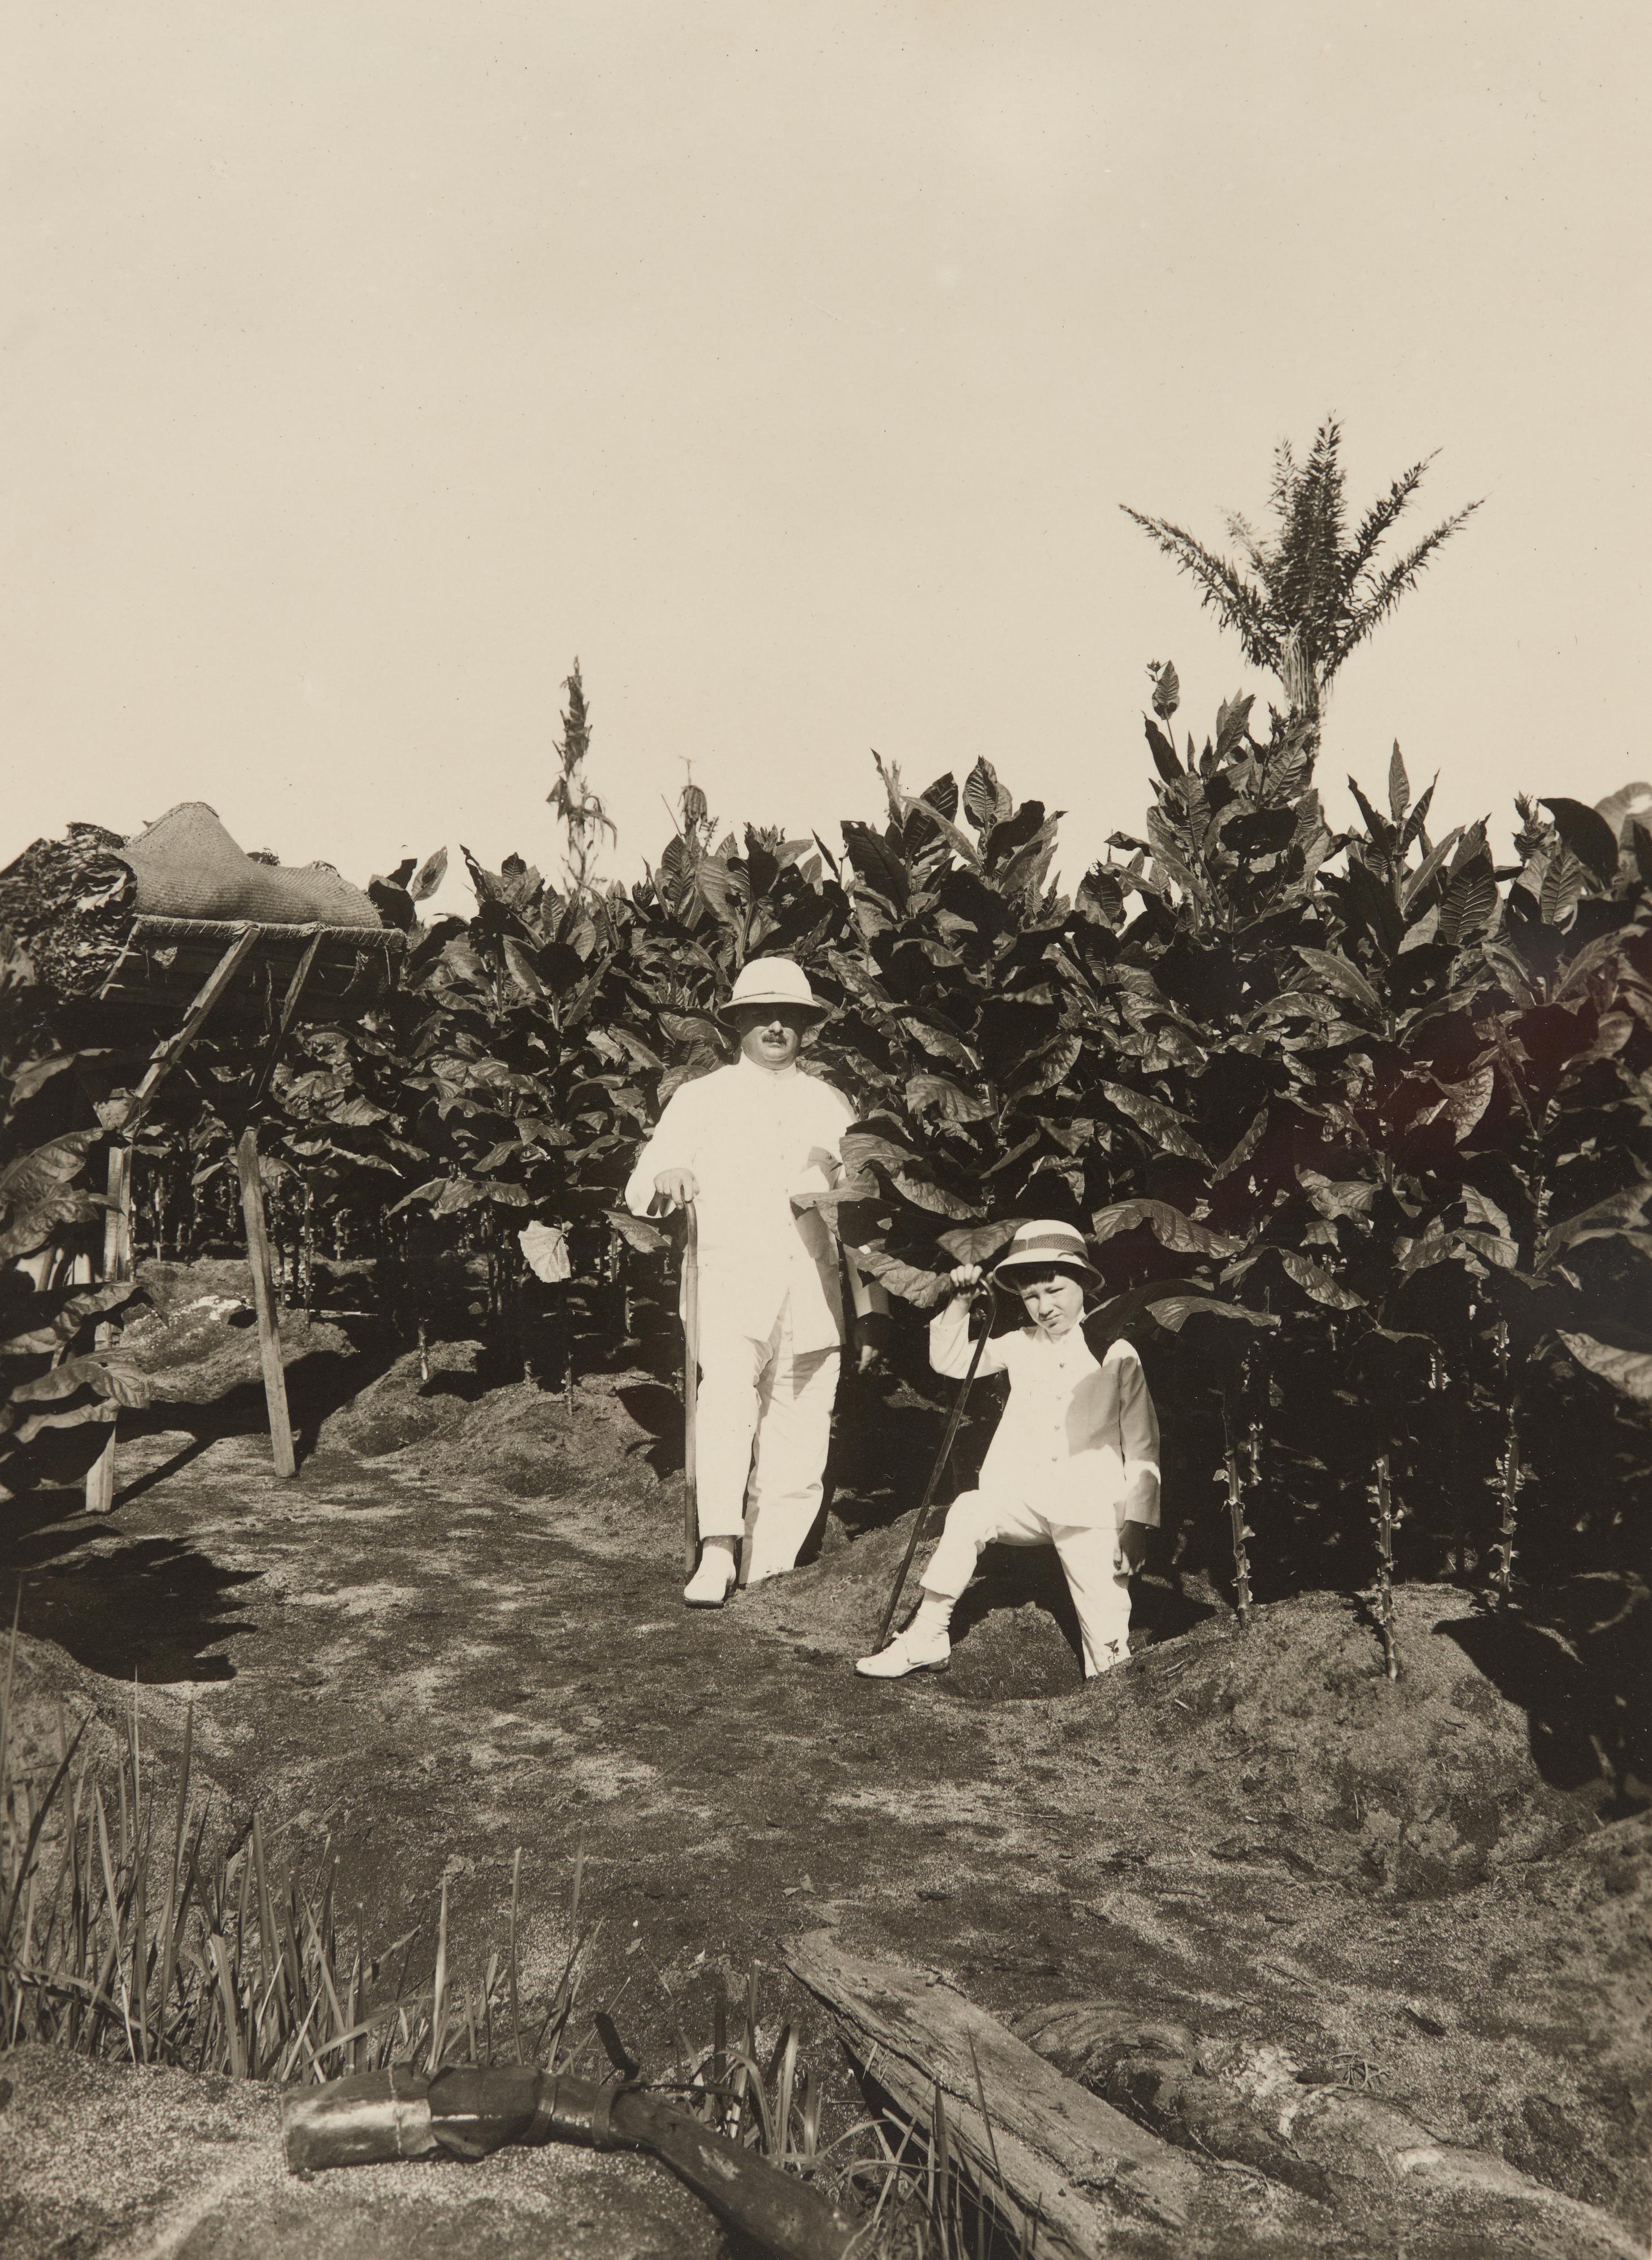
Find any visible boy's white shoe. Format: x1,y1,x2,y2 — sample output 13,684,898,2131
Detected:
855,1626,951,1679
684,1550,736,1608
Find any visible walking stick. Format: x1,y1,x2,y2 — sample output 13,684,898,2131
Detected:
682,1199,700,1579
874,1284,995,1650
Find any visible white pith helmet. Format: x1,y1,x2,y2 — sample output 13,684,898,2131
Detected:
717,957,828,1025
990,1219,1104,1288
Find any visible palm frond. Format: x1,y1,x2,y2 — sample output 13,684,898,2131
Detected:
1334,499,1483,665
1119,506,1279,669
1267,421,1347,649
1342,456,1435,586
1266,434,1300,521
1221,510,1268,577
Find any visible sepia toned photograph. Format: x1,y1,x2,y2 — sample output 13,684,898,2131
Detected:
1,6,1646,2255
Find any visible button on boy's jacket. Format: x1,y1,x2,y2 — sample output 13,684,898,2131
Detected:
928,1297,1161,1528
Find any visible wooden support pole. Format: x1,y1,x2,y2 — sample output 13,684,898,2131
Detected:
117,924,261,1139
248,926,323,1107
236,1124,297,1479
84,1143,134,1515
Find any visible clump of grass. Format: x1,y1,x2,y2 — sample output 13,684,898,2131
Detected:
0,1618,593,2079
640,1966,1038,2258
645,1963,825,2168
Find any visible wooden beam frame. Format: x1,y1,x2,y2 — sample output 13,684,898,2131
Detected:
85,919,310,1509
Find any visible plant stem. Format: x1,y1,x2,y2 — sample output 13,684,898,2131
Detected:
1490,1318,1523,1606
1369,1451,1401,1680
1221,1385,1254,1627
1494,1412,1521,1608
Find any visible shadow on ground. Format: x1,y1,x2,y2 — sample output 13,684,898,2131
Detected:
1440,1573,1651,1810
2,1490,260,1682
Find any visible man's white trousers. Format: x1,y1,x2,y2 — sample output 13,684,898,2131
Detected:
693,1305,840,1584
920,1489,1132,1676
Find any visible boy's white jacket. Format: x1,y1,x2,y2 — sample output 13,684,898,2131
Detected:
929,1297,1161,1528
623,1057,857,1350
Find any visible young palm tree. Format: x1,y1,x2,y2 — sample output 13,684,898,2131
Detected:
1122,420,1480,723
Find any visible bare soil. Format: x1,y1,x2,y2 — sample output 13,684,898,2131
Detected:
3,1275,1648,2257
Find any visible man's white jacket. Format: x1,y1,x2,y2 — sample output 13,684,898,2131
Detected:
623,1058,858,1351
929,1298,1161,1529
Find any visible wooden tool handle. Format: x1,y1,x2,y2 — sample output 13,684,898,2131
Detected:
612,2089,858,2260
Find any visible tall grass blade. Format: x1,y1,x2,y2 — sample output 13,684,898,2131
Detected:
774,2023,798,2168
1,1717,88,1942
207,1934,247,2078
508,1847,523,2064
429,1872,450,2074
156,1701,193,2029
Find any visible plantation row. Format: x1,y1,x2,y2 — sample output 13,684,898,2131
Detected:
3,671,1650,1644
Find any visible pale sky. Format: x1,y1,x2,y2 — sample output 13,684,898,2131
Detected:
3,3,1646,918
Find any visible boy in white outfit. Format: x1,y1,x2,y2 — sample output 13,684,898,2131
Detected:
625,956,888,1607
857,1219,1160,1680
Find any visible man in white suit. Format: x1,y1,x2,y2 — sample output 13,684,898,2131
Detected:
625,957,888,1606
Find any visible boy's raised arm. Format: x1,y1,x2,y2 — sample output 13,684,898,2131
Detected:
928,1271,1006,1379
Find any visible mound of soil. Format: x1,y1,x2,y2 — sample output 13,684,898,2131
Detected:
332,1360,658,1504
123,1262,352,1406
316,1341,485,1458
1,1627,134,1787
750,1510,1089,1697
1109,1584,1597,1895
1014,1797,1652,2240
762,1531,1599,1895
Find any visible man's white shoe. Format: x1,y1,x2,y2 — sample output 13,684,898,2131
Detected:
855,1627,951,1679
684,1551,736,1608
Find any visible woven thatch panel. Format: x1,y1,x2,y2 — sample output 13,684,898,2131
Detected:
119,803,381,929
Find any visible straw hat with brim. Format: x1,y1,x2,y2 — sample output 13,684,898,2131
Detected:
716,957,829,1026
990,1220,1104,1289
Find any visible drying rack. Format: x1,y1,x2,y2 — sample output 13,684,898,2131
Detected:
85,914,405,1510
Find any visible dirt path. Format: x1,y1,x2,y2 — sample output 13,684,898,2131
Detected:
6,1315,1649,2255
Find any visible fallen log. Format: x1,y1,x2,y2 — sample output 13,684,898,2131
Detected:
1018,2002,1646,2260
781,1931,1210,2258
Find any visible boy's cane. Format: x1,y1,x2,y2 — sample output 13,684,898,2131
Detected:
681,1199,700,1578
874,1284,994,1650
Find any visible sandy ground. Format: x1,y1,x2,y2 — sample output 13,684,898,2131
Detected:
0,2044,726,2259
2,1279,1647,2255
